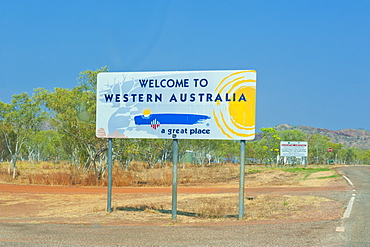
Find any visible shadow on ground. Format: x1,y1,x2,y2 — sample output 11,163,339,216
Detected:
115,206,237,218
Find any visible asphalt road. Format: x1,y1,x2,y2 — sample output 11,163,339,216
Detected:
0,220,345,246
336,166,370,246
2,166,370,246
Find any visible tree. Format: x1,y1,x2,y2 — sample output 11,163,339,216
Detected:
114,139,141,170
137,139,163,168
214,140,239,163
26,130,65,163
40,66,109,173
0,92,45,178
362,150,370,165
249,139,269,164
278,129,307,141
327,142,345,164
308,134,331,164
0,134,7,163
260,128,281,166
344,148,356,165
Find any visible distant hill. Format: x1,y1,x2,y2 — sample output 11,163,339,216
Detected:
272,124,370,150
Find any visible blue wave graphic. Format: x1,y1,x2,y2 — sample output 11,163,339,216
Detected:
134,113,210,125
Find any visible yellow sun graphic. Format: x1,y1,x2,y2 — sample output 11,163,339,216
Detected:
213,70,256,139
143,108,152,118
229,86,256,128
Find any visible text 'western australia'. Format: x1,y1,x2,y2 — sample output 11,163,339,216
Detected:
103,77,248,103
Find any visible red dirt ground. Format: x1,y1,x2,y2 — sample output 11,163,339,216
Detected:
0,182,350,226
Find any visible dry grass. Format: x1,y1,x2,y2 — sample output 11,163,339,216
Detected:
0,161,341,188
181,195,237,218
0,161,242,187
110,193,337,222
0,161,345,224
243,194,329,220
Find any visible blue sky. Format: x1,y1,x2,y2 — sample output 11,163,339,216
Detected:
1,0,369,131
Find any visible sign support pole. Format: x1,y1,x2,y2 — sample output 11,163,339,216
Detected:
238,140,246,220
304,156,307,168
107,138,113,213
172,138,179,220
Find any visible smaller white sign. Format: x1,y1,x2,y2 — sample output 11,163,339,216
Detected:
280,141,308,157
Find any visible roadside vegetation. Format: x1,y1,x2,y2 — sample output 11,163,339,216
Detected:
0,160,341,188
1,66,369,183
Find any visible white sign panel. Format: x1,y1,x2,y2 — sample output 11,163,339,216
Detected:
280,141,308,157
96,70,256,140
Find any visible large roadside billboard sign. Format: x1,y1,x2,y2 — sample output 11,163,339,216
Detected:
96,70,256,140
280,141,308,157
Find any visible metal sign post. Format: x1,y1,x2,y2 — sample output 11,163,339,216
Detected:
238,140,246,220
107,138,113,213
172,138,179,220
